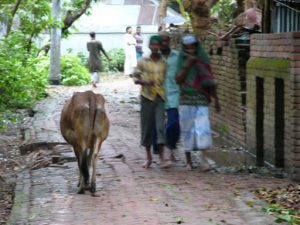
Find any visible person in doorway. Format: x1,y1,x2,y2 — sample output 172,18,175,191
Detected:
153,31,180,161
175,34,220,171
133,35,170,169
123,26,137,76
87,31,111,88
133,26,144,61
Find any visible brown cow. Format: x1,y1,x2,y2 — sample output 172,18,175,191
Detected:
60,91,109,195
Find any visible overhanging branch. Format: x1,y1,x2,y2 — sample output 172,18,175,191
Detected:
61,0,92,34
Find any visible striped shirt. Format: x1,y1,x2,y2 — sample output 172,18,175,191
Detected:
134,33,143,53
134,57,166,101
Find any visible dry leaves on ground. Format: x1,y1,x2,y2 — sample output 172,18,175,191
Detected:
252,184,300,224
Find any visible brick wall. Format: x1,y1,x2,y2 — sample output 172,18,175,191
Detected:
247,32,300,180
204,37,249,147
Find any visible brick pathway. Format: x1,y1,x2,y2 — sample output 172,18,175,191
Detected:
7,76,291,225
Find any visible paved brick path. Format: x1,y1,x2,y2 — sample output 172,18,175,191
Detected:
7,76,291,225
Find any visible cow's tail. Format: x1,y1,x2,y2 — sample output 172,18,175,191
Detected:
88,93,97,149
81,149,89,185
81,92,97,186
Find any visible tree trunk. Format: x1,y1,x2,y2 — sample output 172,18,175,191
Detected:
5,0,23,36
158,0,168,30
182,0,217,37
49,0,61,85
262,0,271,33
237,0,245,15
206,0,220,8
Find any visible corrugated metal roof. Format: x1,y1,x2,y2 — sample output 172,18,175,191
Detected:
73,0,182,32
137,5,157,25
124,0,142,4
277,0,300,3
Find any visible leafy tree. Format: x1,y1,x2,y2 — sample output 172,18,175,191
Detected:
62,0,100,36
0,0,98,114
211,0,237,27
0,0,52,112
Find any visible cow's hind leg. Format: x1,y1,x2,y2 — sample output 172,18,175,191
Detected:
77,149,90,194
90,139,102,195
73,147,82,188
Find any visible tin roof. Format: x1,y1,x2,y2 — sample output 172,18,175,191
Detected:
73,0,180,32
276,0,300,3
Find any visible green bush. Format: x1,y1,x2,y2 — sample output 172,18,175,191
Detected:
0,32,48,110
101,48,125,72
77,51,89,68
60,54,91,86
36,54,91,86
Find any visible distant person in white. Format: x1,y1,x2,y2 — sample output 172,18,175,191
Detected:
123,26,137,76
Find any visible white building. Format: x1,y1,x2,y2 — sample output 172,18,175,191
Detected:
61,0,183,56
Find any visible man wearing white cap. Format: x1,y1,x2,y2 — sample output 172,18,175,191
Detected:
176,34,220,171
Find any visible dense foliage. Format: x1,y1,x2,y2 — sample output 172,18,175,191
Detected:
0,0,102,131
60,54,91,86
38,54,91,86
101,48,125,72
0,1,52,107
211,0,237,27
0,36,49,111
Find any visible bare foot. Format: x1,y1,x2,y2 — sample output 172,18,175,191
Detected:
160,160,172,169
186,163,193,171
201,165,213,172
142,160,152,169
170,152,178,162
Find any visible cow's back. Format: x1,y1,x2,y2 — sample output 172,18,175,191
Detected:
60,91,109,150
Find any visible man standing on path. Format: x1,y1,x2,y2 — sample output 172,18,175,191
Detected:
134,26,144,61
153,31,180,161
176,34,220,171
124,26,137,76
87,31,111,88
133,35,170,169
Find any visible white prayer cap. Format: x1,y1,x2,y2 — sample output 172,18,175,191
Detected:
182,35,197,45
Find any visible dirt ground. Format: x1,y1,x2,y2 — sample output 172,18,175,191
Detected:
0,118,25,224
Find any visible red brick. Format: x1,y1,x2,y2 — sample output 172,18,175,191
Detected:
291,61,300,68
292,32,300,38
290,55,300,60
292,39,300,46
291,68,300,75
293,47,300,53
273,39,292,45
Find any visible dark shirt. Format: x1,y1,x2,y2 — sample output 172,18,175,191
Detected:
87,40,104,72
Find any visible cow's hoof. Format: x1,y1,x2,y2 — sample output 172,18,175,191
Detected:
77,188,85,194
90,182,96,193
